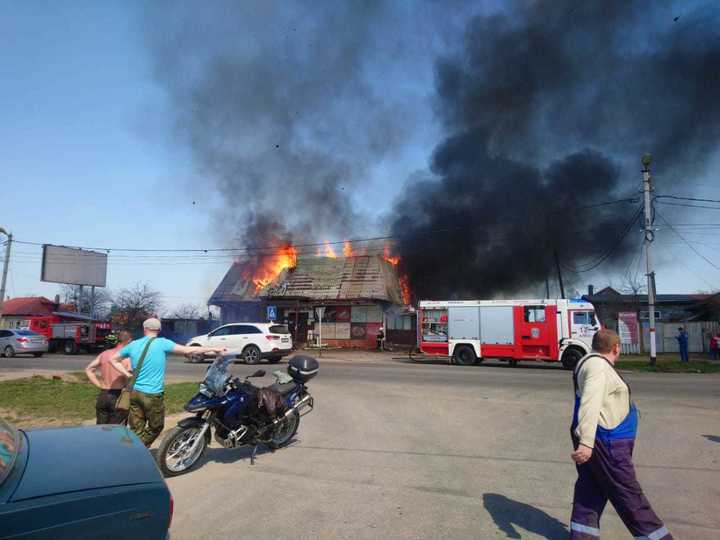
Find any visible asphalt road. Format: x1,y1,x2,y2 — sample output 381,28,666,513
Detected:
3,353,719,538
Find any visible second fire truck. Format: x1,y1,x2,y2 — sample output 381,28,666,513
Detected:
418,298,600,369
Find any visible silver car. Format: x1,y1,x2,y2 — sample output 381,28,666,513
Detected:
0,329,48,358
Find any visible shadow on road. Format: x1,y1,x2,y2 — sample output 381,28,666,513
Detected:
702,434,720,443
483,493,568,539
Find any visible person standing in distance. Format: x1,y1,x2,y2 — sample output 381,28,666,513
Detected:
110,318,225,447
675,327,689,363
569,329,672,540
85,330,133,424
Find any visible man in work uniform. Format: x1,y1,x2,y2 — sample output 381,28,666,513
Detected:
675,327,689,363
110,318,224,447
570,328,672,540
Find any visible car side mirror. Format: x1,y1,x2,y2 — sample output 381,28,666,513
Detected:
250,370,266,378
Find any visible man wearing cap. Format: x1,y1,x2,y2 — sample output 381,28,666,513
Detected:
110,318,225,447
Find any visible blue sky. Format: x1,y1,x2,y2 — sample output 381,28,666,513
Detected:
1,1,719,314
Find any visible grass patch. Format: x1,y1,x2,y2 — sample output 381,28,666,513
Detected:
0,377,199,428
616,356,720,373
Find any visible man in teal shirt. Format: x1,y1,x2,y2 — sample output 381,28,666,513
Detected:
110,318,224,447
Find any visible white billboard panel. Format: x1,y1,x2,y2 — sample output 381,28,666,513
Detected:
41,245,108,287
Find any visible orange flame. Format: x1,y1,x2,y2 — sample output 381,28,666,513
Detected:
247,245,297,291
323,241,337,258
343,240,357,257
383,244,400,266
399,274,411,305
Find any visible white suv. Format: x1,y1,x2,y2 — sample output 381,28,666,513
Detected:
186,323,293,364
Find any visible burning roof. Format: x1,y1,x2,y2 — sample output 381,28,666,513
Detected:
209,254,408,306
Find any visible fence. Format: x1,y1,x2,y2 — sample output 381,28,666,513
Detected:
639,321,719,354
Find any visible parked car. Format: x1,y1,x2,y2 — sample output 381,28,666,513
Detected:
0,329,48,358
0,417,172,539
186,323,293,364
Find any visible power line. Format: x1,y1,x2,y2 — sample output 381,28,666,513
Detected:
561,206,643,273
656,211,720,271
655,195,720,204
655,201,720,211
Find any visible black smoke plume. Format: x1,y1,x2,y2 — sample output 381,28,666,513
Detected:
392,0,720,299
143,1,462,253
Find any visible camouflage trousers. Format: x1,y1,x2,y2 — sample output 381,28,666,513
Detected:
128,390,165,447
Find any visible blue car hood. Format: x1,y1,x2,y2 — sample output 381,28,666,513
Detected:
10,425,162,502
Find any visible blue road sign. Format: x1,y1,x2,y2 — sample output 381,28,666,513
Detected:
267,305,278,321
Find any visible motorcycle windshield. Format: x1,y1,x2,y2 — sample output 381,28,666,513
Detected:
203,355,234,395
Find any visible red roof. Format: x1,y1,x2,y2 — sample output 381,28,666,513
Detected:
0,296,75,316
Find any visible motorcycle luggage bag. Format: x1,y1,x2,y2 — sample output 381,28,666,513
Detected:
288,355,319,383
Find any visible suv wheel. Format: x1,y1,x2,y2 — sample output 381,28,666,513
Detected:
242,345,261,365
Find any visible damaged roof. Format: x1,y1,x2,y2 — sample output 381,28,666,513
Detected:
209,255,404,305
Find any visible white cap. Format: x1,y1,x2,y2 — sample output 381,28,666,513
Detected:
143,317,161,331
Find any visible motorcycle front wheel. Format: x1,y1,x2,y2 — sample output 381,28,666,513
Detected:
157,425,208,477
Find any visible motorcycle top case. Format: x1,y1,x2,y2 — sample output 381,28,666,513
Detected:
288,355,319,383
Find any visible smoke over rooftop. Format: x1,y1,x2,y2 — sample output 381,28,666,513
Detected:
392,0,720,299
145,1,720,299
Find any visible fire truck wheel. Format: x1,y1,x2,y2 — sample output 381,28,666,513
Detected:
453,345,476,366
63,340,79,355
562,347,584,370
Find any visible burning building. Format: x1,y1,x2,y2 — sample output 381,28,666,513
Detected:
209,246,413,349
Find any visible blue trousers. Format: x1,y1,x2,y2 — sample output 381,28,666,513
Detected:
571,437,672,539
679,345,689,363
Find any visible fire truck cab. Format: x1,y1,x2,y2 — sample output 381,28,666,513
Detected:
418,299,599,369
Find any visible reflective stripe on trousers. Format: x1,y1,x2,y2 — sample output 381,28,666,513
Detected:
570,437,672,540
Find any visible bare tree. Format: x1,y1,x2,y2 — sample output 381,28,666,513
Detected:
167,303,202,320
619,268,646,296
110,283,162,331
58,284,112,319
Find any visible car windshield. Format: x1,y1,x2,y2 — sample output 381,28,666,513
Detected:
203,355,235,395
0,417,20,486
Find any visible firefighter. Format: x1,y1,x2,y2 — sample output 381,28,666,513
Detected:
569,329,672,540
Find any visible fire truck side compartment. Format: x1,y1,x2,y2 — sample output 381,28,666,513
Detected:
479,306,514,344
448,307,480,340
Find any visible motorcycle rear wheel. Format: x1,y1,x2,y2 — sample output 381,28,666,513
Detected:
157,425,207,477
268,412,299,449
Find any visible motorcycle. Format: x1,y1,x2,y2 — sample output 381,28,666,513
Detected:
157,354,318,476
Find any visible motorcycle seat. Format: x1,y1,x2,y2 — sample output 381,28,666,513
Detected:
268,382,297,395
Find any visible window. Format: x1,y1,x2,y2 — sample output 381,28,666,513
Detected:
269,325,290,335
524,306,546,323
0,330,11,338
211,326,232,337
231,325,262,334
573,312,591,325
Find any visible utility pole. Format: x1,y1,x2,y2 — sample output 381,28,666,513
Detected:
0,228,12,312
554,251,566,299
642,154,657,365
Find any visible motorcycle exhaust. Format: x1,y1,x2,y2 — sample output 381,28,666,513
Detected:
272,394,314,426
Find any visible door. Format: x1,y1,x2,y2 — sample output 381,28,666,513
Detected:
207,325,233,349
515,305,558,360
570,310,599,349
286,313,308,345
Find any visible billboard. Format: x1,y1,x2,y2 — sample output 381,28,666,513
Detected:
41,245,108,287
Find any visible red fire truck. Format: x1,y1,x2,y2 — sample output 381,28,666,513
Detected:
25,314,113,355
418,299,600,369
